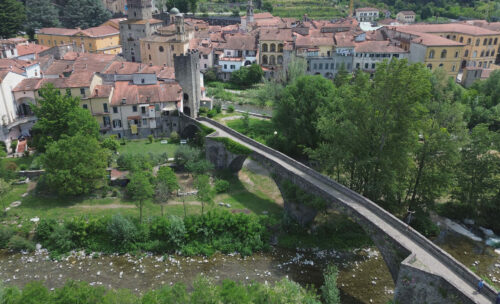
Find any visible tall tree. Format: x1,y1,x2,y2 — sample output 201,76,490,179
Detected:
62,0,111,29
194,174,213,215
272,75,336,158
155,166,179,216
0,178,11,216
31,84,99,152
0,0,26,38
127,172,154,224
25,0,60,33
41,134,107,196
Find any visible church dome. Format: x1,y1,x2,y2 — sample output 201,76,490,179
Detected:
170,7,180,14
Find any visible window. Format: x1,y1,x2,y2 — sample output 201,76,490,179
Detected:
371,63,375,69
89,43,92,48
313,63,317,69
132,105,137,112
80,88,85,96
83,104,88,109
278,43,283,52
149,55,151,60
365,63,368,69
479,61,482,67
476,39,480,46
262,43,268,52
224,64,227,69
467,38,471,45
112,119,122,128
427,63,432,70
148,44,150,50
455,51,459,58
270,44,276,52
171,45,174,51
429,50,435,58
204,64,207,68
481,50,484,57
491,50,495,57
486,50,490,57
155,104,160,111
459,37,464,43
465,50,469,57
159,46,164,52
262,55,268,64
142,118,147,125
356,63,360,69
103,116,110,126
489,38,493,45
103,103,108,113
440,49,447,58
439,63,443,67
141,106,146,114
230,65,236,69
483,38,487,45
394,54,400,58
141,78,145,84
203,55,208,59
473,51,477,58
113,106,118,113
495,38,498,45
452,65,456,72
330,63,334,69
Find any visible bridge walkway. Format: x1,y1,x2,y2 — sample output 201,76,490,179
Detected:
198,118,494,304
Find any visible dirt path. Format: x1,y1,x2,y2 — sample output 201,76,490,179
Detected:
71,204,135,209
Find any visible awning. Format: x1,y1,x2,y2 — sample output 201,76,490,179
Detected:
127,115,141,120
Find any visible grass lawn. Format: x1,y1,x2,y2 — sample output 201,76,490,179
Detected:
226,118,273,144
1,155,35,170
118,139,179,156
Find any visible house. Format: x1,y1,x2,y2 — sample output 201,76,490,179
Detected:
355,8,379,22
38,25,121,54
353,40,408,72
396,11,416,24
217,33,258,80
16,43,50,61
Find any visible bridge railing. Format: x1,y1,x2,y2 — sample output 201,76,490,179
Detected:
196,116,497,300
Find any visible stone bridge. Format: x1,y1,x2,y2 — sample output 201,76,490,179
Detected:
181,115,497,304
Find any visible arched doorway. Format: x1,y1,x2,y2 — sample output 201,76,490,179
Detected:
183,106,191,117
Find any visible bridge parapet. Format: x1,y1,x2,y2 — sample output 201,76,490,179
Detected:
192,115,497,303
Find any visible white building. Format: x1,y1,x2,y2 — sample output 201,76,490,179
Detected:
355,8,380,22
353,40,408,72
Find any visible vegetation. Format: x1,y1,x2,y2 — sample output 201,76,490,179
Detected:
127,172,154,224
210,137,253,155
322,265,341,304
0,0,25,38
25,0,60,38
0,277,320,304
230,64,264,87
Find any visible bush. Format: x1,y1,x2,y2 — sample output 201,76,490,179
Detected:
29,156,42,170
19,164,27,171
214,103,222,114
148,135,154,144
322,265,340,304
204,69,217,82
106,214,138,250
0,226,14,248
199,107,208,116
207,109,217,118
214,179,230,193
10,140,18,154
227,105,235,113
170,131,180,144
7,235,35,252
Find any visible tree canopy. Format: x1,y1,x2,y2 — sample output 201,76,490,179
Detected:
61,0,111,29
0,0,26,38
41,133,107,196
31,84,99,152
25,0,60,33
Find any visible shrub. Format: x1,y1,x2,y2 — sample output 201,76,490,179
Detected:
170,131,180,144
10,140,18,154
7,235,35,252
199,107,208,116
106,214,138,250
214,103,222,114
321,265,340,304
0,226,14,248
29,157,42,170
148,135,154,144
5,162,17,172
211,137,252,155
207,109,217,118
35,219,58,242
19,164,27,171
227,105,235,113
214,179,230,193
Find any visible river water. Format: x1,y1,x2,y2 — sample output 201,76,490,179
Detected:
1,228,498,303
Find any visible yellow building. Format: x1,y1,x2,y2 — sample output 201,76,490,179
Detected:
259,28,293,67
398,23,500,70
38,25,121,54
140,15,194,67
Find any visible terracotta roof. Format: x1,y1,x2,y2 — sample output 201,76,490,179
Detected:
356,7,379,12
397,23,500,36
355,40,407,53
103,18,127,29
222,34,257,50
157,67,175,80
120,18,163,25
104,61,142,74
259,28,293,41
65,70,94,88
13,77,66,91
44,60,74,75
462,20,500,32
295,34,334,48
39,28,79,36
72,53,118,72
82,25,119,37
91,84,113,98
398,11,416,15
111,81,182,105
409,32,465,47
334,32,355,47
16,43,50,57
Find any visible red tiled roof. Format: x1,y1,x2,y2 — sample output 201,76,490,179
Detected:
399,11,416,15
13,78,66,91
39,28,79,36
111,81,182,105
356,7,379,12
72,53,118,72
43,60,74,75
397,23,499,36
82,25,119,37
222,34,257,50
259,28,293,41
65,70,94,88
16,43,50,56
104,61,142,74
355,40,407,53
157,67,175,80
92,84,113,98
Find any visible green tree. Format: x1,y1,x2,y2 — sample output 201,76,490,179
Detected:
101,135,119,152
41,133,107,196
174,145,201,168
185,159,214,176
0,178,11,216
0,0,26,38
333,64,349,88
62,0,111,29
272,75,336,157
468,70,500,131
312,60,432,210
321,265,340,304
262,0,273,12
25,0,60,34
155,166,179,216
194,174,213,215
127,172,154,224
241,111,250,133
31,84,99,152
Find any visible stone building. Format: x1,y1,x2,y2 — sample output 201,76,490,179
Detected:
396,11,416,24
174,50,201,118
355,8,379,22
119,0,163,62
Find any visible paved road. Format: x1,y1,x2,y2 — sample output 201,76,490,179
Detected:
200,120,494,304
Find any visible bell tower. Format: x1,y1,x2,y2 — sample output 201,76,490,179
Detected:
127,0,152,21
247,0,254,23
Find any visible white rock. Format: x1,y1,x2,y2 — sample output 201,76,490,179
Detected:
30,217,39,223
479,227,495,237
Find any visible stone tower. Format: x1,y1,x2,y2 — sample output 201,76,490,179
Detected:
175,14,185,42
247,0,254,23
128,0,152,20
174,50,201,118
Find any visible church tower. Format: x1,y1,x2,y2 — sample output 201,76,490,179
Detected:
247,0,254,23
127,0,152,20
175,14,185,42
